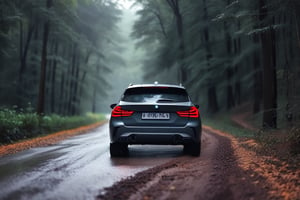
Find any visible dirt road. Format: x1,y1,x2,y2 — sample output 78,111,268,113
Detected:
0,122,298,200
98,127,300,200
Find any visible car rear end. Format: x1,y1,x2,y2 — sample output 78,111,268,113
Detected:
109,84,202,157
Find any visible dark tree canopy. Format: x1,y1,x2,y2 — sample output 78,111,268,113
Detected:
0,0,122,115
132,0,300,128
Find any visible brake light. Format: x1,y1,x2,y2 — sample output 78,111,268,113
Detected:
176,106,199,118
111,106,134,117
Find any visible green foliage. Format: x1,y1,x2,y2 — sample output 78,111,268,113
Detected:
0,108,105,145
20,113,40,132
0,109,23,132
132,0,300,128
205,113,300,157
203,115,254,138
0,0,123,115
62,0,78,7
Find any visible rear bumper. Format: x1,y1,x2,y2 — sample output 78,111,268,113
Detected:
109,121,201,145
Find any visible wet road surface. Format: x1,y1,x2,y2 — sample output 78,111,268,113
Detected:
0,124,183,200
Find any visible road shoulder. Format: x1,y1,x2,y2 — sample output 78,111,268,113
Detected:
0,121,106,157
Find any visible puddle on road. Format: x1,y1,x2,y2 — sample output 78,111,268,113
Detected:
0,126,185,200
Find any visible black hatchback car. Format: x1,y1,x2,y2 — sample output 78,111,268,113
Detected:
109,83,202,157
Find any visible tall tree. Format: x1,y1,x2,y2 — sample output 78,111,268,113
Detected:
37,0,52,115
259,0,277,128
165,0,186,83
203,0,219,113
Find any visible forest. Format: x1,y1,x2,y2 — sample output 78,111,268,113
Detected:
0,1,299,198
131,0,300,129
1,0,300,130
0,0,122,116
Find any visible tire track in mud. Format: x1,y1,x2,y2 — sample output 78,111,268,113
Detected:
97,129,270,200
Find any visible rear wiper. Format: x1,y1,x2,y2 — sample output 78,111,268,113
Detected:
156,98,175,103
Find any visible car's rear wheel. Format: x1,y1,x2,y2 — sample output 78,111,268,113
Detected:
184,142,201,157
110,143,128,157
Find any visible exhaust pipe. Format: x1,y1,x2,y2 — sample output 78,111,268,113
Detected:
129,134,136,143
173,135,182,144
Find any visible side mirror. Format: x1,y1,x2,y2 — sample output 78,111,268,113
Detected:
110,104,117,109
195,104,200,109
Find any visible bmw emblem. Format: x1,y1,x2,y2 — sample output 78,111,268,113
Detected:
155,105,159,109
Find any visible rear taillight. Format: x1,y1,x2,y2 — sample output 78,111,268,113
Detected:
176,106,199,118
111,106,134,117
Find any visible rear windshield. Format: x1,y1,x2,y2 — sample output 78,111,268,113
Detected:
121,87,189,103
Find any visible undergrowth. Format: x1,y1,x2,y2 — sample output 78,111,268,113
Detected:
0,108,105,145
287,126,300,155
203,114,300,157
202,114,254,138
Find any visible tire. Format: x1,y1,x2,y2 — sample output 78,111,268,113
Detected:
184,142,201,157
110,143,128,157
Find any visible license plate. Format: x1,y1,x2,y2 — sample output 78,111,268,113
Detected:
142,113,170,120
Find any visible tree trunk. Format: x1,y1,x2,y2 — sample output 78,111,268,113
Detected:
261,28,277,128
253,34,262,113
68,43,77,115
31,22,40,105
208,85,219,113
234,81,241,105
18,12,35,92
64,44,73,115
166,0,186,83
223,1,235,110
78,50,92,108
59,72,65,115
295,12,300,49
72,56,80,115
203,0,219,113
234,20,241,105
58,45,67,115
259,0,277,128
50,40,58,113
19,20,23,68
45,40,55,113
92,87,97,113
17,19,35,106
283,14,295,123
17,19,24,104
226,65,235,110
37,0,52,115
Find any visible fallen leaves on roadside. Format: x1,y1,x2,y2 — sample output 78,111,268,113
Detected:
203,125,300,200
0,121,105,157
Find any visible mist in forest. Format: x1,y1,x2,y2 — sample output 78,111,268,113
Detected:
0,0,147,115
1,0,300,129
99,7,146,113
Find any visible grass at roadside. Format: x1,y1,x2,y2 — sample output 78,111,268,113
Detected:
203,113,300,158
202,114,255,138
0,108,106,145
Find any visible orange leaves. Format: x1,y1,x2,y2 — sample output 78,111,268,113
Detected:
203,125,300,200
0,121,105,157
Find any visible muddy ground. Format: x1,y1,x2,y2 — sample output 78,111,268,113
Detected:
0,119,298,200
98,126,300,200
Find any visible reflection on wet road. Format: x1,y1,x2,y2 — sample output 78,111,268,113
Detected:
0,124,183,200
